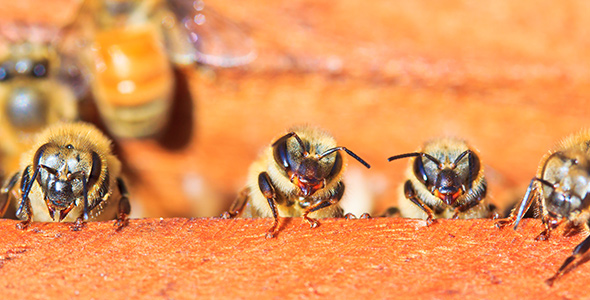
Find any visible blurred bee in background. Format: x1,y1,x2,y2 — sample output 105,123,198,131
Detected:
495,130,590,286
387,137,495,224
77,0,256,138
1,122,130,230
224,126,371,238
0,24,86,174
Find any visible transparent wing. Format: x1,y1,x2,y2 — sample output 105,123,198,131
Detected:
164,0,256,67
54,21,92,99
56,53,90,99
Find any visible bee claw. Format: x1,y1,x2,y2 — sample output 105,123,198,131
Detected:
494,218,513,229
220,211,234,219
16,221,30,230
425,217,436,226
71,218,86,231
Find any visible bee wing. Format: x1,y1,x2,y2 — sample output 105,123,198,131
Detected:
55,54,90,99
54,23,92,99
164,0,256,67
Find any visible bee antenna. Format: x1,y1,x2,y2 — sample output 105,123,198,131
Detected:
534,177,556,190
272,132,309,156
388,152,442,167
452,150,471,167
319,147,371,169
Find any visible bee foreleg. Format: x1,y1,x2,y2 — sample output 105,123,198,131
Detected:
0,172,20,217
452,194,485,219
258,172,279,238
16,166,40,229
222,187,250,219
303,182,344,228
115,178,131,230
545,234,590,286
535,215,565,241
496,178,540,230
404,180,436,226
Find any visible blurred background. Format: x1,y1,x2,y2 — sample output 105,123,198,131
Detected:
1,0,590,219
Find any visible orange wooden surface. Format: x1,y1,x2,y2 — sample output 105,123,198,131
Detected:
0,218,587,299
2,2,590,298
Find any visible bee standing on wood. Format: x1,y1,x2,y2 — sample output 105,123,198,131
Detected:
1,122,130,230
495,130,590,286
388,137,494,224
225,126,371,238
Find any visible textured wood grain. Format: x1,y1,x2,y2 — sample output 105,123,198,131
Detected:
0,218,587,299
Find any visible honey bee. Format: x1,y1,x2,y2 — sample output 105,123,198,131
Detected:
1,122,130,229
0,24,85,173
79,0,255,138
495,130,590,286
388,137,494,224
225,126,371,238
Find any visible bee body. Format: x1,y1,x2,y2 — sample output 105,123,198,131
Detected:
3,122,130,227
390,137,492,223
227,125,370,237
496,130,590,285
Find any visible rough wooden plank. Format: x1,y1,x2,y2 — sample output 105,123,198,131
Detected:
0,218,587,299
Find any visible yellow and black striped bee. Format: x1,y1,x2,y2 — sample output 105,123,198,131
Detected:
1,122,130,230
388,137,494,224
496,130,590,286
225,126,371,238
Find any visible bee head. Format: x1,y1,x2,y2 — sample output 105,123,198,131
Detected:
389,149,479,206
30,142,102,221
539,151,590,218
272,132,370,197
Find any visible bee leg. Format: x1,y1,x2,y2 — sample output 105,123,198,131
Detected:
535,216,564,241
115,178,131,230
302,182,344,228
0,172,20,217
221,187,250,219
302,199,339,228
258,172,279,238
496,178,538,230
452,198,483,219
16,167,40,230
488,204,500,220
71,218,86,231
545,234,590,286
15,197,32,230
404,180,436,226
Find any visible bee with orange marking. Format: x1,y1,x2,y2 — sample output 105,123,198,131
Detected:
388,137,495,224
225,126,371,238
78,0,255,138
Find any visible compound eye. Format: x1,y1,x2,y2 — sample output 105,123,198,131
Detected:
413,156,429,185
327,152,343,180
31,59,49,78
0,63,12,81
273,139,291,170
